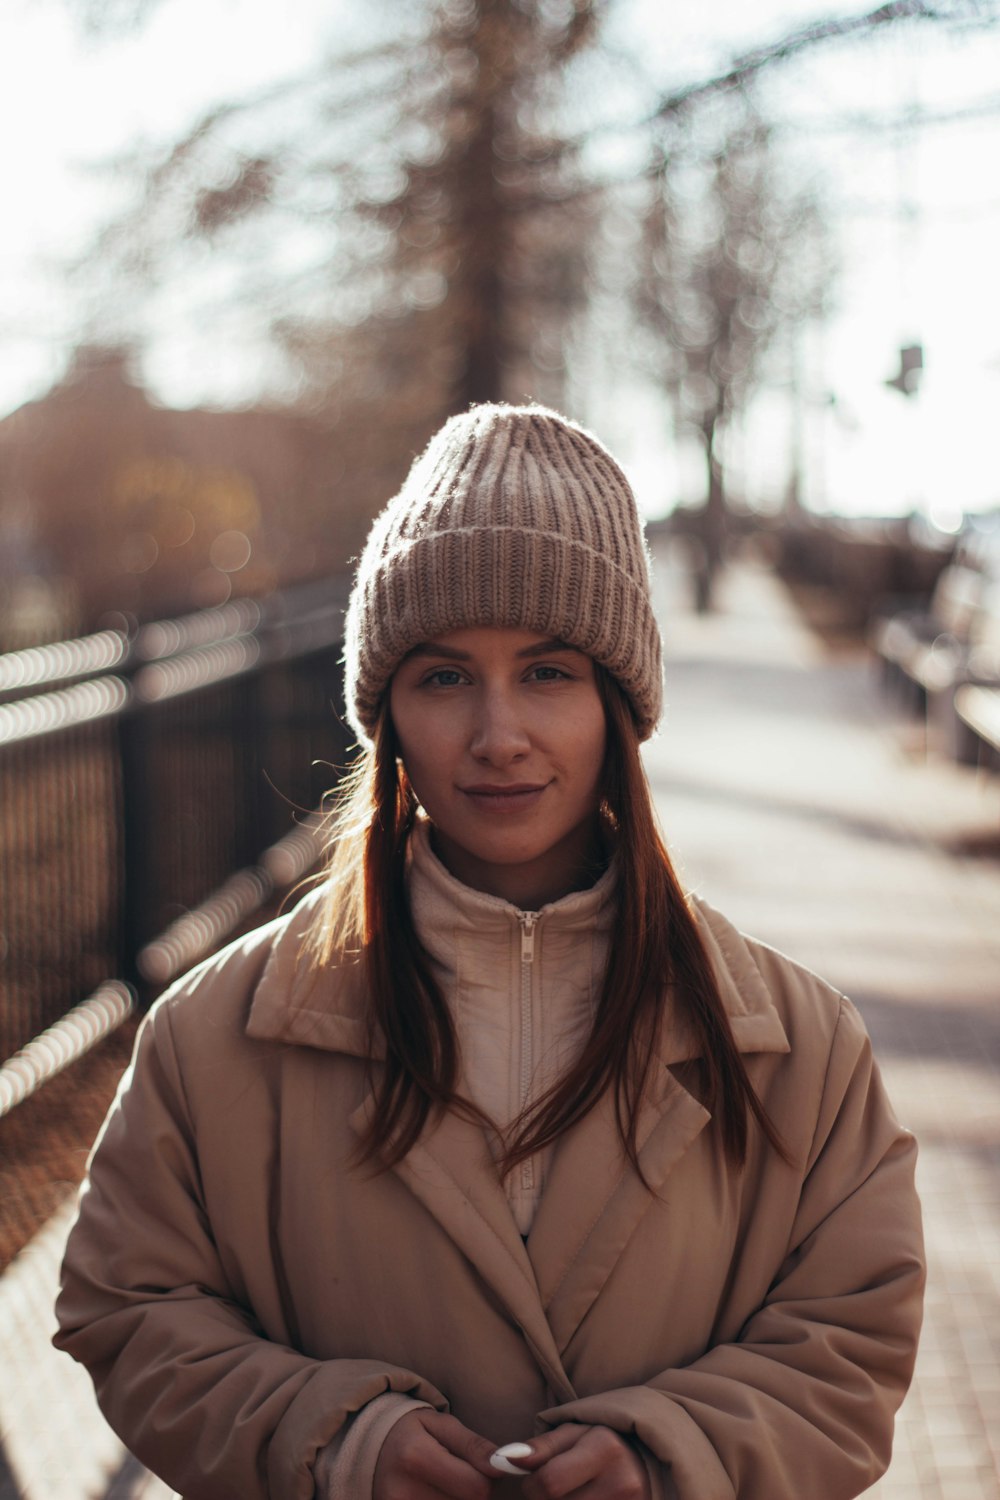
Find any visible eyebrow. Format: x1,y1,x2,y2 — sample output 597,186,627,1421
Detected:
518,638,585,659
403,637,584,663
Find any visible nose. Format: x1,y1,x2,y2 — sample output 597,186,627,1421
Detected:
468,686,531,765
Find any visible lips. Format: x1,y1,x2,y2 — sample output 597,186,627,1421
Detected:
460,782,550,813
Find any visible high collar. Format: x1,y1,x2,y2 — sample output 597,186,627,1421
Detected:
406,814,617,971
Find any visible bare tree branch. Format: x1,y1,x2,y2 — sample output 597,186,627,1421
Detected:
652,0,1000,123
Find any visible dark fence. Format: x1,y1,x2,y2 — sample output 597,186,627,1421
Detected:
0,579,352,1108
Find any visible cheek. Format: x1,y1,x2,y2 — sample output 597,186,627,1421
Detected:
568,705,607,790
389,704,453,806
389,685,427,760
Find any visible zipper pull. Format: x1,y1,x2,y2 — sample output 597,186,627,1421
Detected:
520,912,538,964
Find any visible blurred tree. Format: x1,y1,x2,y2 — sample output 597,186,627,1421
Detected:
49,0,996,625
83,2,604,491
634,97,832,609
3,2,608,641
290,0,603,413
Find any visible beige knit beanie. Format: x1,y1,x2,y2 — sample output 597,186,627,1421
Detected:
343,402,663,745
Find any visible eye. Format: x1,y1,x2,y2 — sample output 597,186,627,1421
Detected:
422,667,466,687
527,664,571,682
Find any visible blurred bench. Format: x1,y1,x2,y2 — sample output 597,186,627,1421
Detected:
774,514,952,637
954,684,1000,766
870,552,1000,761
869,563,984,698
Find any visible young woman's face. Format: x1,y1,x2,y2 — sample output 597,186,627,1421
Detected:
389,626,607,909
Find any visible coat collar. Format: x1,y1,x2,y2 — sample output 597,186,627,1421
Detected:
246,815,619,1057
664,894,791,1064
246,867,789,1067
245,881,375,1056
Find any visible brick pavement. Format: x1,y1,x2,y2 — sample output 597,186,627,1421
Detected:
1,546,998,1498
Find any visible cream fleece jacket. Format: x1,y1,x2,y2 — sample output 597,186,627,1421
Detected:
407,816,616,1235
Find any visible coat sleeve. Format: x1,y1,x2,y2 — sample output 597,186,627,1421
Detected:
538,998,926,1500
53,1002,449,1500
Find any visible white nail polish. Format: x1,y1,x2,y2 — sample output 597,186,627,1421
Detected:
489,1442,533,1476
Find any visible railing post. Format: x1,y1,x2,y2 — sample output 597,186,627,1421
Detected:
116,696,155,1005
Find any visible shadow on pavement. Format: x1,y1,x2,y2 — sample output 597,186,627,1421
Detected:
851,990,1000,1069
103,1451,162,1500
649,767,960,855
1,1439,21,1500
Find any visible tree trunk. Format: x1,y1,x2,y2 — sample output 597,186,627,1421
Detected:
692,416,727,612
453,95,506,407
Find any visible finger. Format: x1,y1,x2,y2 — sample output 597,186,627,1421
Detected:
521,1428,645,1500
420,1411,502,1480
379,1416,494,1500
406,1436,494,1499
496,1423,590,1472
522,1446,597,1499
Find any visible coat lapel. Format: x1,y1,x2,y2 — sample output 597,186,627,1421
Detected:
347,1090,578,1404
527,899,791,1354
527,1064,711,1352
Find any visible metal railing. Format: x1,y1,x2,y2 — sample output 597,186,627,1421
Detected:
0,578,353,1112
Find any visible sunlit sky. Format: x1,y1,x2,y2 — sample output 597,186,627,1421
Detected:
2,0,999,523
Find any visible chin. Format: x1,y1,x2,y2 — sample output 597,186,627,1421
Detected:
469,839,547,868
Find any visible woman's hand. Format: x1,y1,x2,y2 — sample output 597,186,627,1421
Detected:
374,1408,500,1499
499,1424,652,1499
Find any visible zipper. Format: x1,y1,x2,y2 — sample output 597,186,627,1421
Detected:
520,911,538,965
518,912,539,1192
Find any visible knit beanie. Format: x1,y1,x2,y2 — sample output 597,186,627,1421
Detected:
343,402,663,745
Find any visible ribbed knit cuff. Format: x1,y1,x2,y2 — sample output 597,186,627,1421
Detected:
313,1391,432,1499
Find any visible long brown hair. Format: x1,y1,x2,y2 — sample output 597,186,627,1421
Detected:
310,667,786,1174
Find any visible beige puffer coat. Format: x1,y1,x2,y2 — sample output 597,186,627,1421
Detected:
54,845,924,1500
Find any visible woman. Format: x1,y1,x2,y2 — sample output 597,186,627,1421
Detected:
55,403,924,1500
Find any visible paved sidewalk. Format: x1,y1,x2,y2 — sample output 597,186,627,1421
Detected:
646,547,1000,1500
2,547,998,1498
